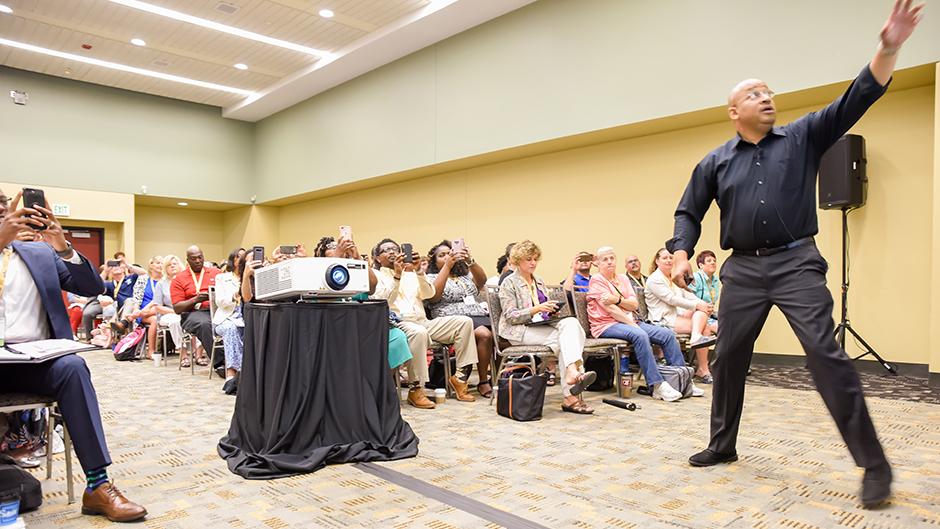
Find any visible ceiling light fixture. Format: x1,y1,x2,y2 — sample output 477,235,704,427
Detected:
109,0,331,57
233,63,247,70
0,4,12,14
177,202,189,207
0,38,256,97
318,9,334,18
130,38,146,46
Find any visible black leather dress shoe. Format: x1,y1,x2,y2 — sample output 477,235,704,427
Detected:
861,463,892,508
222,377,238,395
689,449,738,467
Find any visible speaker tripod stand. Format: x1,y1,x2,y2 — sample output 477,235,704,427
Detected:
834,207,896,375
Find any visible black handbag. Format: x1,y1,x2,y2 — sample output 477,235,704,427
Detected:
0,462,43,513
497,365,547,421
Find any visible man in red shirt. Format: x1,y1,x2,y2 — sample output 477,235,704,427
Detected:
170,245,219,369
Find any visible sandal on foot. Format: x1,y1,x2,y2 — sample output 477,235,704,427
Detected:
567,371,597,396
180,358,192,368
477,379,493,398
196,357,210,367
561,399,594,415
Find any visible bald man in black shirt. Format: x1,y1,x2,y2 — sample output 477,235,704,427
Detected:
668,0,924,508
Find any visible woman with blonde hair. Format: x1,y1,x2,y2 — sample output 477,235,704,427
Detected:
645,248,717,383
151,254,187,361
498,240,596,414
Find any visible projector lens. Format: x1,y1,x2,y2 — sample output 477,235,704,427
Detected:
325,264,350,290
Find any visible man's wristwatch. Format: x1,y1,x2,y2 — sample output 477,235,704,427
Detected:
55,242,74,258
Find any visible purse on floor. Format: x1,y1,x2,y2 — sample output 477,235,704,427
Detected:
496,365,548,422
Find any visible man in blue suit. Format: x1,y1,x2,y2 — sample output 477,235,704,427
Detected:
0,189,147,523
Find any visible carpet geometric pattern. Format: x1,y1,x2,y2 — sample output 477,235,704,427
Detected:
19,350,940,529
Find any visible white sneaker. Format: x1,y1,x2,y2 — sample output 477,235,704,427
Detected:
652,381,682,402
690,383,705,397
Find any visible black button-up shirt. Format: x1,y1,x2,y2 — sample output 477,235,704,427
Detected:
667,66,889,255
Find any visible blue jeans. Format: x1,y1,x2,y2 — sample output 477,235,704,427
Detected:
600,322,685,386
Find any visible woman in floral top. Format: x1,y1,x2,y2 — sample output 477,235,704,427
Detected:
426,240,494,398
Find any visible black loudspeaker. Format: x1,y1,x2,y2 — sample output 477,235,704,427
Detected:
818,134,867,210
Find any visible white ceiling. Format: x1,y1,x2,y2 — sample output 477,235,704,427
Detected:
0,0,535,120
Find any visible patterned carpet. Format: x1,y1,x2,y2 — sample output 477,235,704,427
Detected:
18,351,940,529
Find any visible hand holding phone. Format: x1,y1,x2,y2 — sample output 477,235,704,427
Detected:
401,243,413,264
22,188,47,231
279,245,297,255
251,246,264,263
107,260,122,267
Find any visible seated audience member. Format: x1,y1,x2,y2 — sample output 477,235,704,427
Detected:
426,240,495,398
562,251,594,293
111,256,165,357
213,248,246,395
370,238,478,407
586,247,703,401
81,261,133,338
497,242,517,286
498,240,596,414
64,292,88,336
645,248,717,383
0,189,146,521
112,251,146,277
314,235,412,371
625,254,650,322
485,253,510,287
691,250,721,326
170,245,219,369
151,254,185,356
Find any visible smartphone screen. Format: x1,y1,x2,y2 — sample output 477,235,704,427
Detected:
401,243,413,263
339,225,352,240
251,246,264,263
22,187,47,230
279,245,297,255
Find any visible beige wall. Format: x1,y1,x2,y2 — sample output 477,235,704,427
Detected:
277,83,935,367
254,0,940,202
134,206,225,265
932,63,940,377
222,205,280,258
0,181,135,259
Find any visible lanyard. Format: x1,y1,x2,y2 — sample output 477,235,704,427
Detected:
190,268,205,293
0,248,12,299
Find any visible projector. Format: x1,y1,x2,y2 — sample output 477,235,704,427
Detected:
254,257,370,301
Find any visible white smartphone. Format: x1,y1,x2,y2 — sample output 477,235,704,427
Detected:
339,225,352,240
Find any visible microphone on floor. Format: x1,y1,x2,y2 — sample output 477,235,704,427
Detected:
603,398,639,411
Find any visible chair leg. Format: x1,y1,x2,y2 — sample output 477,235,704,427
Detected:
442,348,454,398
490,355,506,406
63,421,74,504
208,344,217,380
45,407,53,480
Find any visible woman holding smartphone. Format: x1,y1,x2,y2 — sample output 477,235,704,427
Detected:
425,239,494,398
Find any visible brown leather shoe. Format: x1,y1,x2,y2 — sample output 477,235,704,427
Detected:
81,482,147,522
448,375,476,402
407,387,435,409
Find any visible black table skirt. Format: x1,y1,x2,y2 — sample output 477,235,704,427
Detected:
218,301,418,479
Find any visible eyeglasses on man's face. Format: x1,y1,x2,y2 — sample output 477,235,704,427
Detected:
742,89,775,101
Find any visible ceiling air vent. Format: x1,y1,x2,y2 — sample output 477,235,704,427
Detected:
215,2,239,14
151,59,171,67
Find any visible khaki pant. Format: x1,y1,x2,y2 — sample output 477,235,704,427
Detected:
398,315,477,384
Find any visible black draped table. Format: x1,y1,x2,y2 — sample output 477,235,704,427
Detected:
218,300,418,479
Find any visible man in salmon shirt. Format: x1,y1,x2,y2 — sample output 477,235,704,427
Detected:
170,245,219,370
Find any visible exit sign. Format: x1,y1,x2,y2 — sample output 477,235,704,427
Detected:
53,204,70,217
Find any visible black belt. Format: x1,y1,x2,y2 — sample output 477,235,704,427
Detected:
733,237,814,257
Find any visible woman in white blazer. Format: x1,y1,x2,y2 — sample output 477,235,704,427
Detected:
645,248,717,383
212,248,246,395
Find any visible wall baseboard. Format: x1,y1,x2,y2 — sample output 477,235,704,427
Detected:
752,352,931,379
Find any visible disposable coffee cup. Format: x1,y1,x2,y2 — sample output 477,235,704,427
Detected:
152,353,162,366
433,388,446,404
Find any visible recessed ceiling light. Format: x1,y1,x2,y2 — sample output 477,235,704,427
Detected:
318,9,333,18
233,63,247,70
177,202,189,207
0,4,12,14
0,37,256,96
130,38,146,46
110,0,331,57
